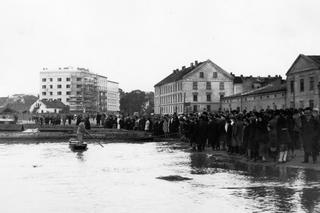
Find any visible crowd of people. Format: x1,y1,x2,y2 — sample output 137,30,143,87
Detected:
31,107,320,164
151,108,320,164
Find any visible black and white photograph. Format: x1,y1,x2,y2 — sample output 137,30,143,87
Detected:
0,0,320,212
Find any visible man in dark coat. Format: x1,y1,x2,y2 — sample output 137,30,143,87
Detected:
207,116,220,150
196,114,208,152
301,108,319,163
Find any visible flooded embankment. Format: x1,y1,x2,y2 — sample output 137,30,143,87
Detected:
0,141,319,213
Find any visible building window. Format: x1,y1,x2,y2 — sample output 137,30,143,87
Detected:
310,77,314,91
77,78,82,81
193,82,198,90
57,85,62,88
42,92,46,95
309,100,314,108
299,100,304,108
66,78,70,81
207,105,211,112
66,85,70,88
57,91,62,95
42,85,46,89
206,82,211,90
219,82,224,90
66,91,71,95
50,78,53,82
57,98,62,101
290,80,294,93
300,79,304,92
77,91,82,95
290,101,294,108
206,94,211,102
49,92,53,96
42,78,46,82
50,85,53,89
77,84,82,88
193,105,198,112
57,78,62,82
193,94,198,102
199,72,204,78
66,98,70,102
213,72,217,78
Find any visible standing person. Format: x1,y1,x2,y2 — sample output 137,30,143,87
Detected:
84,115,91,130
277,111,291,163
207,115,219,151
301,108,319,163
268,112,279,162
256,114,269,162
196,113,208,152
162,116,169,138
145,118,150,132
77,120,90,144
96,113,101,126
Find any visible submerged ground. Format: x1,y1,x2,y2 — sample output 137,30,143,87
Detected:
0,141,319,213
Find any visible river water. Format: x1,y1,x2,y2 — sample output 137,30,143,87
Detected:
0,141,319,213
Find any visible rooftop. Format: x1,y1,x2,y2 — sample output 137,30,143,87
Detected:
41,99,66,109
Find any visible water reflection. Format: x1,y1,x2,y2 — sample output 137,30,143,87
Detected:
0,142,319,213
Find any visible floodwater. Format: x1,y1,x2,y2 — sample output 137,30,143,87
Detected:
0,141,319,213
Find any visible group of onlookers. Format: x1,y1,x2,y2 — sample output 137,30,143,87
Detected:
177,108,320,164
31,107,320,164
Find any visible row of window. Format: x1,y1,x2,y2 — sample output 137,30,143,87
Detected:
160,104,184,114
192,94,212,102
42,77,82,82
42,91,82,96
290,77,315,93
160,93,183,105
192,82,224,90
223,93,285,103
199,72,218,79
159,82,183,95
42,84,73,89
290,100,314,108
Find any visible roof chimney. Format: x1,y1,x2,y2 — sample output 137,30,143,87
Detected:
182,66,186,70
195,60,198,66
190,62,194,67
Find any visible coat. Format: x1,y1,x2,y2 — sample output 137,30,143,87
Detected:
301,116,319,153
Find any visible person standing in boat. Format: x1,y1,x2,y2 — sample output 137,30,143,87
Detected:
77,120,90,144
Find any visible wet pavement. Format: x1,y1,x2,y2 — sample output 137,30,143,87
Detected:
0,141,319,213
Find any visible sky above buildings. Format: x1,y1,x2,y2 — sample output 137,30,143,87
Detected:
0,0,320,96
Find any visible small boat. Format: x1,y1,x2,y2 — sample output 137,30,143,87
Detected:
69,139,88,151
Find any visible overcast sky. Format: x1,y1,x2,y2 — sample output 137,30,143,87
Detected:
0,0,319,96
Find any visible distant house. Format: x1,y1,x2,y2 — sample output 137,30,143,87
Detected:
29,99,67,113
221,83,287,112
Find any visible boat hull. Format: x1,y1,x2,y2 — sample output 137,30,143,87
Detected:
69,140,88,151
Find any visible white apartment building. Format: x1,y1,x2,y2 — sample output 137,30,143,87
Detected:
39,66,120,113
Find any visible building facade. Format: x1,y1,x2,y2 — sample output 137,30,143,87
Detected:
286,54,320,109
39,67,119,113
106,80,120,113
154,60,234,114
221,84,286,112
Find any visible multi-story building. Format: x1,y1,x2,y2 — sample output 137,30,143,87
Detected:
106,80,120,113
154,59,234,114
221,83,287,111
39,67,119,113
286,54,320,109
